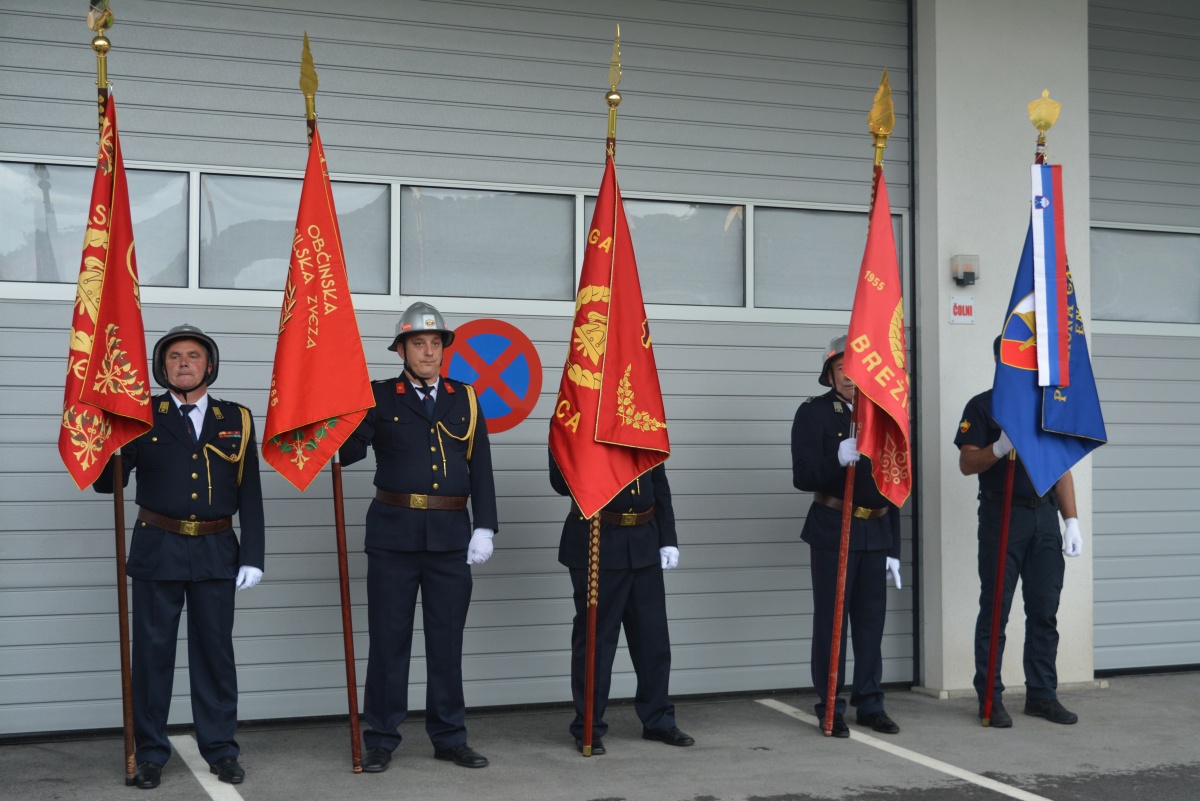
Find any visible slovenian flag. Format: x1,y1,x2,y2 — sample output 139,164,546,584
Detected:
1030,164,1070,388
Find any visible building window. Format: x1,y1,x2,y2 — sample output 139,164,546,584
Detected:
200,174,389,294
400,187,574,300
0,162,188,287
754,207,902,311
583,197,745,307
1091,228,1200,324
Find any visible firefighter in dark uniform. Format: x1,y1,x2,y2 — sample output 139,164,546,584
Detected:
791,335,901,738
954,336,1082,728
550,457,694,754
341,302,498,773
95,325,264,790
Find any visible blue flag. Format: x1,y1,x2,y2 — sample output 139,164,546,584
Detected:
993,224,1107,497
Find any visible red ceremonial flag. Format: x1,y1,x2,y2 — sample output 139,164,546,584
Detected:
842,166,912,507
263,124,373,491
58,95,153,489
549,155,670,518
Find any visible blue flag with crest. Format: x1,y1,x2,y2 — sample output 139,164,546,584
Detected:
992,223,1107,497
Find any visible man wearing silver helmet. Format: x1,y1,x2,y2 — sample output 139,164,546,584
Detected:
340,301,498,773
95,324,264,789
790,334,902,738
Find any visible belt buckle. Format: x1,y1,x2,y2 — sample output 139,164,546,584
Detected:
411,493,428,510
620,512,639,526
853,507,872,521
179,520,200,536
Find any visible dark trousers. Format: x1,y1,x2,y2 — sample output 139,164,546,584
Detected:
809,548,887,718
974,499,1065,703
363,547,472,752
131,577,238,766
568,563,675,739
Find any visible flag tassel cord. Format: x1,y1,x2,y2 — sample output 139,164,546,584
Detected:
581,515,602,756
823,412,858,735
981,452,1017,726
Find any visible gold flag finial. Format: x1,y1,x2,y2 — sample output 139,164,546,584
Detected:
1028,89,1060,162
868,68,895,166
606,25,623,145
87,0,114,135
300,32,319,123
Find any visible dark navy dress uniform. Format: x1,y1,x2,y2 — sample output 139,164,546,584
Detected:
791,389,900,718
95,393,264,767
550,457,679,741
340,376,498,753
955,389,1065,705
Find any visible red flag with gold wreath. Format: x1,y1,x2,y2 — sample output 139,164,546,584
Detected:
58,95,153,489
263,124,373,491
842,166,911,507
549,155,669,518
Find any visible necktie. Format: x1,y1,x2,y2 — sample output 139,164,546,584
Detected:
180,403,199,445
420,387,436,418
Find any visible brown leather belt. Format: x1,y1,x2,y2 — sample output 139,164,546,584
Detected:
375,489,468,511
813,492,889,521
598,506,656,526
137,508,231,537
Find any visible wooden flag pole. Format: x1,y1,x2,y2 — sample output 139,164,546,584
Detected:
88,3,136,783
823,411,858,736
331,453,363,770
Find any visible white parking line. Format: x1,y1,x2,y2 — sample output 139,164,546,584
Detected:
756,698,1053,801
168,734,246,801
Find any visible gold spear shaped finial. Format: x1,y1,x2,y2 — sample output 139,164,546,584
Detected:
606,25,623,146
300,32,319,123
868,68,894,167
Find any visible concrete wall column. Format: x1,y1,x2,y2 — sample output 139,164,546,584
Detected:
913,0,1095,698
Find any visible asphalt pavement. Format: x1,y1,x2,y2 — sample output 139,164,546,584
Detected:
3,671,1197,801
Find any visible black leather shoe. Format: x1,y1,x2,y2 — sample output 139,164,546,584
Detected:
980,699,1013,728
856,710,900,734
209,756,244,784
828,713,850,738
434,743,489,768
575,737,606,755
641,726,695,747
362,747,392,773
133,762,162,790
1024,697,1078,725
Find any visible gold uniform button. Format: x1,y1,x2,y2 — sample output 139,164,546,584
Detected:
432,483,439,490
429,428,435,434
189,515,197,521
151,437,158,442
430,447,436,452
190,493,198,500
394,416,399,421
191,473,198,480
432,464,439,471
192,453,199,460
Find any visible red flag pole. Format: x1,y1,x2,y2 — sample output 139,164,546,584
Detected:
581,514,601,756
823,409,858,736
87,14,136,783
330,454,363,770
982,452,1017,725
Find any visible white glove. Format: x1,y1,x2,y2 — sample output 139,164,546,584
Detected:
659,546,679,571
992,431,1014,459
886,557,902,589
837,437,860,467
467,528,494,565
235,566,262,591
1062,518,1082,557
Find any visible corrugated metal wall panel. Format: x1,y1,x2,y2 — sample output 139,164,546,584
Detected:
1091,332,1200,670
0,0,913,736
1089,0,1200,227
